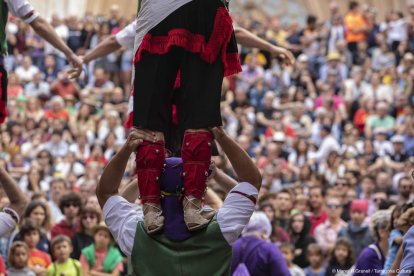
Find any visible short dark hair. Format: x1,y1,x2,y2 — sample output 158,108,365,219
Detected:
398,176,412,187
349,1,359,10
59,192,82,213
279,242,295,253
307,243,323,257
19,221,41,238
309,185,326,197
51,235,72,252
307,15,317,25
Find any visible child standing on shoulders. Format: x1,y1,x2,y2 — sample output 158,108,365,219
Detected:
7,241,36,276
325,237,355,276
80,222,124,276
304,243,326,276
281,243,306,276
47,235,81,276
20,222,52,276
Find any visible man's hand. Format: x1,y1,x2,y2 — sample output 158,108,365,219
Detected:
67,54,84,79
125,128,156,152
270,46,295,66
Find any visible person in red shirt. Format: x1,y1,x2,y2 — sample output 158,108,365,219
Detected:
51,70,80,99
20,222,52,276
308,186,328,235
51,192,81,239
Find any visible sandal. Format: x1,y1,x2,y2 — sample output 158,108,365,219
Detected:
183,196,215,231
143,203,165,234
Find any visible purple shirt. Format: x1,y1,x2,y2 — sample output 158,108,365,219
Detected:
353,243,385,276
231,236,291,276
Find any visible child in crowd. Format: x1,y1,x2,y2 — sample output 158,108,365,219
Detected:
80,223,124,275
280,243,305,276
47,235,81,276
304,243,326,276
20,222,52,275
7,241,36,276
325,237,355,276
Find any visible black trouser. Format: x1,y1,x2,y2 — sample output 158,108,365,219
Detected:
0,65,8,123
133,47,224,134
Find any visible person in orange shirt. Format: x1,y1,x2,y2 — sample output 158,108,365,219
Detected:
44,96,70,122
344,1,368,63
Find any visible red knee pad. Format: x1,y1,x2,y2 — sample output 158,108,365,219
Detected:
0,100,7,124
181,131,213,199
136,141,165,204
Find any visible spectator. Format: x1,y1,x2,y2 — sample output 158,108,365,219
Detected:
47,235,81,276
71,206,101,260
280,243,305,276
47,178,66,224
274,189,294,231
344,1,368,63
44,96,70,122
338,199,374,257
303,243,325,276
314,197,347,252
353,210,391,276
324,237,355,276
309,186,328,235
7,242,35,276
15,56,39,84
24,72,50,98
50,192,81,239
80,223,123,275
289,212,316,268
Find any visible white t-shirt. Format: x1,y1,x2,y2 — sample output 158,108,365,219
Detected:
4,0,39,24
0,208,19,237
103,182,258,256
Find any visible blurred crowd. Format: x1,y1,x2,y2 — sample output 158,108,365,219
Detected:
0,0,413,275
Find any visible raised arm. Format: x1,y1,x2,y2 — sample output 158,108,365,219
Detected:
235,27,295,65
96,129,155,208
212,127,261,190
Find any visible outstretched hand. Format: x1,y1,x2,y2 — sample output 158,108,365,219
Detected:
67,54,84,79
211,126,227,142
125,128,157,152
270,46,295,66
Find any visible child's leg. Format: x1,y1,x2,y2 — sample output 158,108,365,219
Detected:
133,49,179,233
178,51,224,230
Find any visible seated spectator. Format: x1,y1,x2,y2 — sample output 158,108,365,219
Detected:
303,243,325,276
365,102,395,139
353,210,391,276
51,69,80,99
80,223,123,275
51,192,81,239
47,178,66,224
309,186,328,235
47,235,81,276
71,206,101,260
338,199,374,257
274,189,294,231
44,96,70,122
20,222,51,275
15,56,39,85
324,237,355,276
7,242,36,276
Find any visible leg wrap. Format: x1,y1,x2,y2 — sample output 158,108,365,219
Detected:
181,131,213,199
136,141,165,204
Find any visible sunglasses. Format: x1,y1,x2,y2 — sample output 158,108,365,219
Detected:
334,182,349,187
327,204,342,210
82,214,97,220
64,203,79,208
373,198,385,203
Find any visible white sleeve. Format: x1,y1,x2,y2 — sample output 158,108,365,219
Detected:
115,21,136,49
103,195,143,256
5,0,39,24
217,182,258,245
0,209,18,236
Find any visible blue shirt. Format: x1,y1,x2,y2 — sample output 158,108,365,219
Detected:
304,266,326,276
382,229,403,276
399,225,414,276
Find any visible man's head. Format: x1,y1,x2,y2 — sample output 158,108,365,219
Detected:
50,178,66,202
391,135,405,153
334,177,350,197
398,176,413,200
325,197,342,221
59,192,81,220
361,175,375,195
376,171,391,191
275,189,294,214
309,186,326,211
376,102,389,118
349,1,359,11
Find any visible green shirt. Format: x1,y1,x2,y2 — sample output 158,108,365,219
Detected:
46,259,81,276
367,115,395,131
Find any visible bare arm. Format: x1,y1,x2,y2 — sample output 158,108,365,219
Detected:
96,130,155,208
120,178,139,203
0,166,27,216
212,168,237,193
387,246,403,276
83,35,122,64
235,27,295,65
212,128,262,190
29,17,82,75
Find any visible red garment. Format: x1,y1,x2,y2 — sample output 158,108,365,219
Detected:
353,108,368,133
309,209,328,236
0,256,5,273
44,109,70,122
52,81,79,99
51,220,78,239
28,249,51,269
